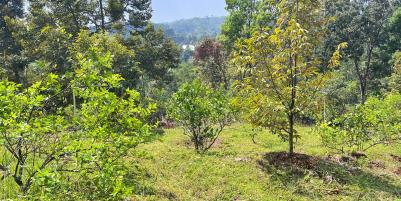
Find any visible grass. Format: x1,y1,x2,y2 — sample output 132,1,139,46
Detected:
133,123,401,201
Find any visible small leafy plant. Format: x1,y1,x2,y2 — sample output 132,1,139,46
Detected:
169,80,231,153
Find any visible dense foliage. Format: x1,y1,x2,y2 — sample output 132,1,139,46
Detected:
220,0,276,52
0,49,155,199
320,93,401,153
194,38,228,89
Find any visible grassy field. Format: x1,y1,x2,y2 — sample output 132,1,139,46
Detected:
133,123,401,201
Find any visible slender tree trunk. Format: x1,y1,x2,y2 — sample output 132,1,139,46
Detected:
288,71,296,155
360,81,367,104
13,68,20,84
354,44,373,104
72,89,77,116
99,0,106,31
288,53,297,155
323,97,326,122
288,111,295,154
354,58,367,104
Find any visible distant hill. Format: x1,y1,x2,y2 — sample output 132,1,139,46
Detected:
156,16,225,45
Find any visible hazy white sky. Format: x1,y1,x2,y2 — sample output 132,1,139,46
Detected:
151,0,227,23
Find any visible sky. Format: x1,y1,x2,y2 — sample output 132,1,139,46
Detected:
151,0,228,23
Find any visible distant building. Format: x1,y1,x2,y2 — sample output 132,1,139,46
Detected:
182,45,195,51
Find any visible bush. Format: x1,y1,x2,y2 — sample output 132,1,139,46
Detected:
169,80,231,153
0,48,155,200
319,93,401,154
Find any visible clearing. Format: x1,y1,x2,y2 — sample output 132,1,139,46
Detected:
133,123,401,200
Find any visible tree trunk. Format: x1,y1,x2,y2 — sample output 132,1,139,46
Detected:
288,112,295,154
360,81,367,104
13,68,20,84
99,0,106,31
354,58,367,104
287,0,299,155
354,44,373,105
288,53,297,155
72,89,77,116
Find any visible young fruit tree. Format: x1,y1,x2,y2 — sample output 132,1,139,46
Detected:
231,0,346,154
0,47,155,199
320,93,401,154
169,80,231,153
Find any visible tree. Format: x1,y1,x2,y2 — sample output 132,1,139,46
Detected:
386,6,401,92
71,30,139,89
28,0,152,34
126,24,181,92
169,80,231,153
220,0,276,52
387,6,401,53
232,0,342,154
194,38,228,89
3,0,174,92
0,0,25,83
388,51,401,92
323,0,398,104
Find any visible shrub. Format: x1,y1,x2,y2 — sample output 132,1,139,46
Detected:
319,93,401,154
0,48,155,200
169,80,231,153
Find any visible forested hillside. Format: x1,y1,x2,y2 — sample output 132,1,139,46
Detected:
156,16,225,45
1,0,401,200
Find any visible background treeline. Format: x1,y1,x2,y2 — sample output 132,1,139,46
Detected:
1,0,401,200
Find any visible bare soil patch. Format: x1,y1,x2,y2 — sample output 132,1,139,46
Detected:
257,151,401,198
257,152,362,185
394,167,401,176
259,152,320,170
368,160,386,169
391,154,401,163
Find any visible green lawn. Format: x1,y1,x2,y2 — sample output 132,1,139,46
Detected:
133,123,401,201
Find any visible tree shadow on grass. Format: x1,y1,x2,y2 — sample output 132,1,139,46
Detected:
143,127,166,143
130,173,178,200
257,152,401,198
